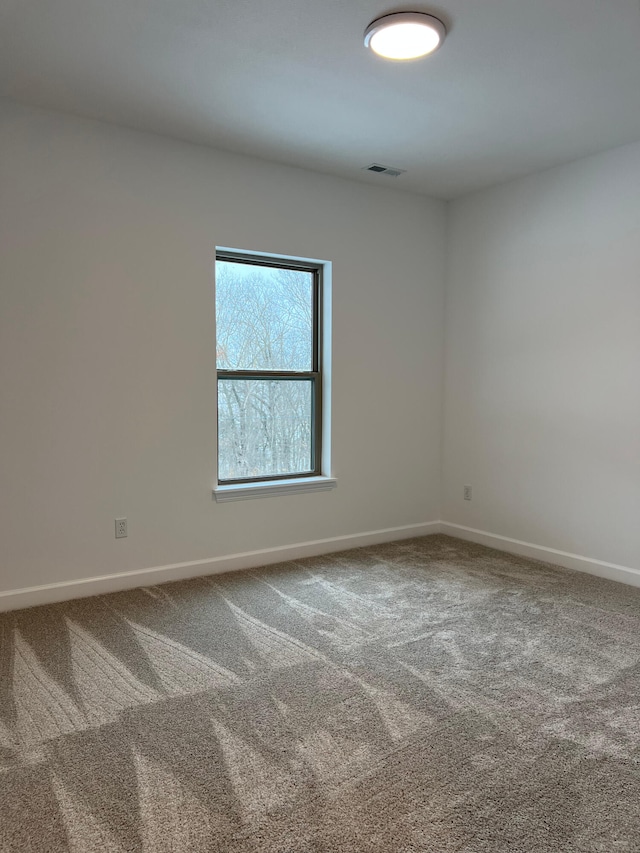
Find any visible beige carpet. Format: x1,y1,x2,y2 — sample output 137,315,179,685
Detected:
1,534,640,852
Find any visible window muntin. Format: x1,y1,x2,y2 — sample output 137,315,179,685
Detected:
215,251,322,484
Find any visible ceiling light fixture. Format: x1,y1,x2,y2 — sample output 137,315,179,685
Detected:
364,12,446,61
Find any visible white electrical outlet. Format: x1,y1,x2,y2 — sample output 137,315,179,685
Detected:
115,518,128,538
463,485,472,501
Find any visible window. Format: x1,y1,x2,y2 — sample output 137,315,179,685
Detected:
215,250,333,497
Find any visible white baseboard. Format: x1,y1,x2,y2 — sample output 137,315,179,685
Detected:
5,520,636,613
0,521,441,613
440,521,640,588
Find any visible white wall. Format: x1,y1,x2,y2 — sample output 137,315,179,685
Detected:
443,142,640,569
0,99,446,597
4,98,637,605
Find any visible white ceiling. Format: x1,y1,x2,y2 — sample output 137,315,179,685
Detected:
1,0,640,198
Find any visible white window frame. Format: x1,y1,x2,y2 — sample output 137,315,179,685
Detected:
213,248,335,502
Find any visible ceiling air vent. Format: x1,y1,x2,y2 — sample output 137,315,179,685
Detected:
364,163,406,177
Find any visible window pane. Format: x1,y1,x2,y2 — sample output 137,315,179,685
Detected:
216,260,314,371
218,378,313,480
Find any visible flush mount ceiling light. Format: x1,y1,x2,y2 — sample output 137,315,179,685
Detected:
364,11,446,61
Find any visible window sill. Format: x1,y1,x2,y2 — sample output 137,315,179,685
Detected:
213,476,337,503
